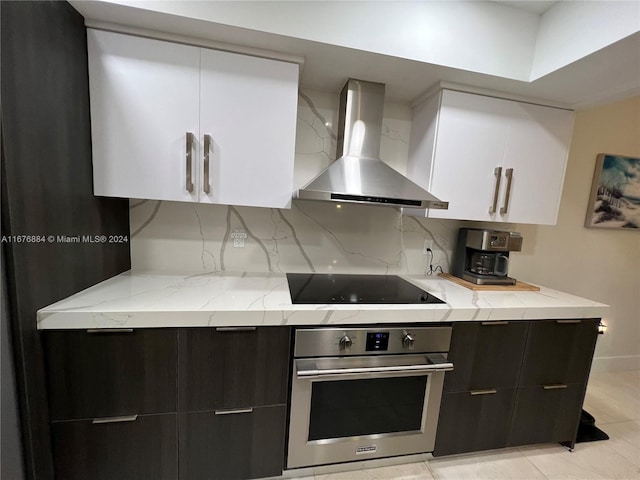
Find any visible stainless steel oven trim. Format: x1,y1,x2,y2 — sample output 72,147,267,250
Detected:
295,354,453,379
287,355,447,469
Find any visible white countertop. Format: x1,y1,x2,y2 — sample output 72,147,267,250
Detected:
36,271,610,330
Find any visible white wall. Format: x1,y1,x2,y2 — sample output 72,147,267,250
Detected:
510,96,640,372
532,1,640,79
105,0,540,80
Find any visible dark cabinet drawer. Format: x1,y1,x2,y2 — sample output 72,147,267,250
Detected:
178,327,290,411
434,388,517,456
519,319,599,387
179,405,286,480
509,383,585,446
43,329,177,420
444,321,528,392
51,413,177,480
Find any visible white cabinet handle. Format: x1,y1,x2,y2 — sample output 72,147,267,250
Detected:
185,132,194,193
489,166,502,214
500,168,513,215
203,134,212,194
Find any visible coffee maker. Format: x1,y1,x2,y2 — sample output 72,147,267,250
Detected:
452,228,523,285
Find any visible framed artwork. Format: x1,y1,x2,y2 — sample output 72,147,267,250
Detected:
585,153,640,229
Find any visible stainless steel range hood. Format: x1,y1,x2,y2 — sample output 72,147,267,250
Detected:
296,79,448,209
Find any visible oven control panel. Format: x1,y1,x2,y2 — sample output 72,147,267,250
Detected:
365,332,389,351
293,326,452,357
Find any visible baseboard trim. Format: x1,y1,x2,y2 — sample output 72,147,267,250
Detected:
591,355,640,373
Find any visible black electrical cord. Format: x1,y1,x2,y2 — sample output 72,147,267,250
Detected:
426,248,444,275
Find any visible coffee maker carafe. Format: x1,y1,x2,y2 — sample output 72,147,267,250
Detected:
452,229,523,285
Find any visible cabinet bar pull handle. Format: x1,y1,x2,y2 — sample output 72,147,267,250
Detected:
556,319,580,324
86,329,134,334
489,167,502,214
186,132,194,193
470,389,498,396
203,134,212,194
543,384,568,390
499,168,513,215
92,415,138,424
214,408,253,416
215,327,257,332
481,321,509,326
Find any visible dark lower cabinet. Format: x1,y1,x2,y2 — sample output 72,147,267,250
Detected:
435,318,600,457
178,327,291,411
43,329,177,420
179,405,287,480
434,389,517,456
444,321,528,393
509,384,585,447
51,414,178,480
519,319,599,387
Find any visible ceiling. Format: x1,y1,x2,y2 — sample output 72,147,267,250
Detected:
493,1,558,15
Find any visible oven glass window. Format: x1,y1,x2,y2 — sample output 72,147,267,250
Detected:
308,376,427,441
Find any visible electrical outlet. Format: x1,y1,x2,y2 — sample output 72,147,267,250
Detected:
231,230,247,248
423,239,433,254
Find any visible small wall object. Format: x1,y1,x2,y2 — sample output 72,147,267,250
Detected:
585,153,640,229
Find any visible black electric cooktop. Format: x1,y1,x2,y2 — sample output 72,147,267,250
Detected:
286,273,445,304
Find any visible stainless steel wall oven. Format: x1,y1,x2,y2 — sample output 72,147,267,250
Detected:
287,326,453,468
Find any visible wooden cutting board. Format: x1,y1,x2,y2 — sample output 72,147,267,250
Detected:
439,273,541,291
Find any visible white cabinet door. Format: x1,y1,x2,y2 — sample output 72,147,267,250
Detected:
427,90,511,221
407,89,574,225
199,49,298,208
499,103,574,224
88,29,200,202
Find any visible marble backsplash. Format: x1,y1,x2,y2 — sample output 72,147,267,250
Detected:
130,89,465,275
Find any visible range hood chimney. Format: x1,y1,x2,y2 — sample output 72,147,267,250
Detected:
296,79,448,209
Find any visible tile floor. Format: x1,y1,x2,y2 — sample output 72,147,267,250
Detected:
290,370,640,480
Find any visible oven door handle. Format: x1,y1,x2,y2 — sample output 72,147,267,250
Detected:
296,361,454,378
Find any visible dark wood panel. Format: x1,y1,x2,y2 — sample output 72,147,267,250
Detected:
434,388,517,456
51,414,177,480
444,321,529,393
178,327,291,411
43,330,176,420
1,2,131,477
509,383,585,447
519,319,599,387
179,406,286,480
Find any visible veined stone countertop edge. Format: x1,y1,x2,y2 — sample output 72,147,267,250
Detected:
36,270,610,330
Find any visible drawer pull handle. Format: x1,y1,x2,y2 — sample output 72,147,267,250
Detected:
470,389,498,396
92,415,138,424
86,329,134,334
481,321,509,326
499,168,513,215
203,134,212,194
186,132,194,193
556,320,580,324
214,408,253,416
215,327,257,332
489,166,502,214
543,384,568,390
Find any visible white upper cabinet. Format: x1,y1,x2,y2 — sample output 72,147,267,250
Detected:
406,89,575,225
87,29,299,208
